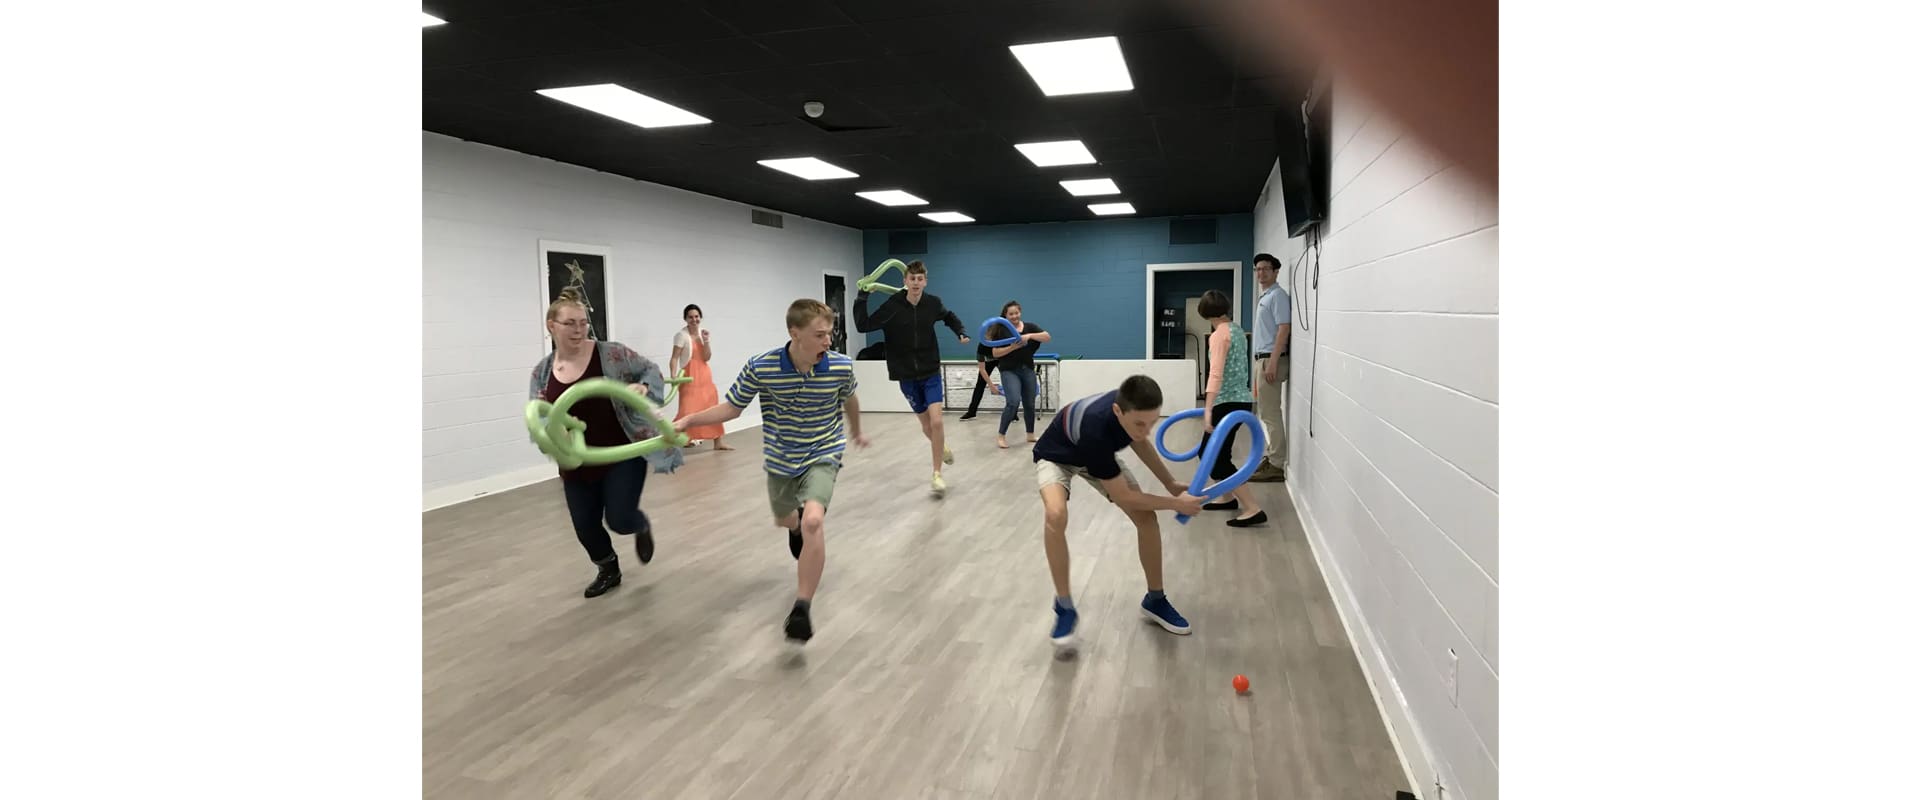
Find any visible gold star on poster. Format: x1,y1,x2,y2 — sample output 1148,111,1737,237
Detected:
565,259,587,284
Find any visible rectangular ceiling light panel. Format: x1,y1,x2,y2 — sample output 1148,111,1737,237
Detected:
1014,140,1096,167
1009,36,1133,96
758,157,859,180
535,84,710,128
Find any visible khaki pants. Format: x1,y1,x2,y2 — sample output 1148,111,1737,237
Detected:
1256,354,1289,469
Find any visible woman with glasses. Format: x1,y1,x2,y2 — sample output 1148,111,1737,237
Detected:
529,287,684,598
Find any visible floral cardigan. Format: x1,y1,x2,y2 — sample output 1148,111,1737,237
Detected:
528,340,685,474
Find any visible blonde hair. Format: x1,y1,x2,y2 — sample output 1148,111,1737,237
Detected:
546,287,587,321
786,298,835,331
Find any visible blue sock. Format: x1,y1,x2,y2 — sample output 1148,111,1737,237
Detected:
1055,595,1074,611
1146,589,1166,602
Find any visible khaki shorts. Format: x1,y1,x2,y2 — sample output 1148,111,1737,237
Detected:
767,461,840,519
1035,459,1138,503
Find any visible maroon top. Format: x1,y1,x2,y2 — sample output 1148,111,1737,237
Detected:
540,346,632,482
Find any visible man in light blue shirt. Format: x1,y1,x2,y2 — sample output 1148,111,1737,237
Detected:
1250,253,1291,481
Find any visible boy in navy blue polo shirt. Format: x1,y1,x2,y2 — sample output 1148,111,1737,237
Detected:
1031,375,1206,654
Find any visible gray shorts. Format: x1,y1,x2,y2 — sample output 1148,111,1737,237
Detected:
1034,459,1138,503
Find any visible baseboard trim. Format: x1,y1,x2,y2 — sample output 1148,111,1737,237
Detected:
423,464,556,512
1288,480,1437,798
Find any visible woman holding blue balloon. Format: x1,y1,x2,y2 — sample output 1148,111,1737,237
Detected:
982,300,1049,450
529,288,683,598
1194,290,1266,527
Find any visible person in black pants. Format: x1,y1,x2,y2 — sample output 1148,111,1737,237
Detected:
528,288,684,597
985,300,1051,449
958,341,999,421
1193,289,1266,526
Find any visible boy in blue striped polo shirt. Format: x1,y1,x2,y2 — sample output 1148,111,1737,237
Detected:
672,299,869,643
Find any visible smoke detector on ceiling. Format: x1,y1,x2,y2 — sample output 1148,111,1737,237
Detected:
803,101,825,118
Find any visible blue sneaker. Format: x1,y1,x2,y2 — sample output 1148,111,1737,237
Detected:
1049,600,1079,652
1141,593,1191,635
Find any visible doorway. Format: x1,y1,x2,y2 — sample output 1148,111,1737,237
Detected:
824,271,849,355
1146,261,1242,401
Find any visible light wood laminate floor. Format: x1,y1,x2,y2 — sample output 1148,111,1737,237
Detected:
425,411,1407,799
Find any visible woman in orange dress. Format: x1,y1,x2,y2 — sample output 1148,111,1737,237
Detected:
670,303,731,450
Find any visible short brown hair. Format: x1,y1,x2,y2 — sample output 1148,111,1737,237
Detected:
905,260,927,276
786,298,835,330
1196,289,1231,320
1117,375,1163,412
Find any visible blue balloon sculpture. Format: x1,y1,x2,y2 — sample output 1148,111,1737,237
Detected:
979,316,1021,347
1153,407,1268,524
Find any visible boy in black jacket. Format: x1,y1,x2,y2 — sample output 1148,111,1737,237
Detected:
852,259,971,498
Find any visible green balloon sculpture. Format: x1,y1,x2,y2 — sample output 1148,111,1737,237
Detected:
526,373,693,470
856,258,908,295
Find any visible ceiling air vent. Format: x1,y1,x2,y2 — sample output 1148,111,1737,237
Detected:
751,209,784,228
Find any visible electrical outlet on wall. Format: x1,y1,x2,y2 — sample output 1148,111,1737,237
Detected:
1447,648,1460,707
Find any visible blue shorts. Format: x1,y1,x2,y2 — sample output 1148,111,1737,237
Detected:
897,375,945,414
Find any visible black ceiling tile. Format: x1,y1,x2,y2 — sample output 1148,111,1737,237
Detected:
1232,107,1281,142
842,83,959,118
696,98,798,127
454,11,638,62
862,14,999,55
833,0,980,23
699,0,856,36
1231,76,1307,108
571,2,737,47
422,26,522,70
462,48,690,93
1080,132,1160,161
648,37,787,75
754,26,882,65
810,57,934,89
422,67,512,100
982,2,1129,48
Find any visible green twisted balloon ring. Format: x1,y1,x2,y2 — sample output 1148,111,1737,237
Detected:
856,258,908,295
525,377,691,469
661,371,692,405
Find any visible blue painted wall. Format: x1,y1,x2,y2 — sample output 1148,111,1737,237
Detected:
856,213,1255,360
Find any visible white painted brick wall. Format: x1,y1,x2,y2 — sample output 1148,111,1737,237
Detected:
1258,87,1499,800
422,132,861,506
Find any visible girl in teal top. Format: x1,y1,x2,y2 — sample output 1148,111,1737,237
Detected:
1197,290,1267,527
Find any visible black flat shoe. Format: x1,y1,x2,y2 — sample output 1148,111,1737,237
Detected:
1225,511,1269,528
1202,499,1240,511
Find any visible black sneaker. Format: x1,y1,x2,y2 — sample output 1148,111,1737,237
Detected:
784,602,813,642
633,513,655,564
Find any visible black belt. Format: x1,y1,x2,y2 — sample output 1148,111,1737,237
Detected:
1255,352,1288,360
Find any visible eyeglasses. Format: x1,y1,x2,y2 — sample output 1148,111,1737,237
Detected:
553,320,590,329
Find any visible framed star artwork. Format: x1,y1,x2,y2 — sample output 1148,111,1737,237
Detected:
538,240,612,350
